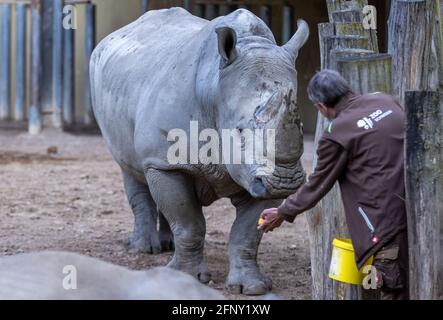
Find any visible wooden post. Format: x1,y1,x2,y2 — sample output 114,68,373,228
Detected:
323,35,371,69
29,0,43,135
326,0,368,21
335,22,378,53
282,6,293,45
84,3,96,126
270,4,282,45
142,0,149,13
405,91,443,300
63,17,74,125
183,0,190,12
52,0,63,128
204,3,216,20
0,3,11,120
318,23,335,70
15,3,26,122
388,0,437,105
259,5,271,27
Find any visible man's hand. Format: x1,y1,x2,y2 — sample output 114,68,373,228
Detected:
258,208,285,233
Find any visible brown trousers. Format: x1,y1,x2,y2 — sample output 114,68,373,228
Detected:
372,230,409,300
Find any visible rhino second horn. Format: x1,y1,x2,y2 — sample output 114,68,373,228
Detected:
282,19,310,61
215,26,238,65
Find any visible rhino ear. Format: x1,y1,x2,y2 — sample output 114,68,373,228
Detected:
215,27,238,65
282,19,309,61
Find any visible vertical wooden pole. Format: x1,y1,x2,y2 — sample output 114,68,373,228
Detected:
281,6,293,45
52,0,63,128
15,3,26,122
29,0,43,134
63,12,74,124
84,3,96,126
270,4,282,45
0,4,11,120
259,5,271,27
142,0,149,13
183,0,190,12
405,91,443,300
204,3,216,20
388,0,436,105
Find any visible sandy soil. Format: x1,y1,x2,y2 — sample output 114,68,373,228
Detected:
0,126,315,300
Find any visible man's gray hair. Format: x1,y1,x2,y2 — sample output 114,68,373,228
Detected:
307,70,352,107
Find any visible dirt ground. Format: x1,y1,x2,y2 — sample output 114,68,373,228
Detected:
0,126,315,300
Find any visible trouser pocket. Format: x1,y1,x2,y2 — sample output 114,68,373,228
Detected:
373,244,405,291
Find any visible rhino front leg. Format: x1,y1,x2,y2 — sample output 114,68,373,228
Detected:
122,171,162,254
146,169,211,283
227,193,282,295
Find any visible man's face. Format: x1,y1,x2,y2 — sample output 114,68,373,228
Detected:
315,102,337,120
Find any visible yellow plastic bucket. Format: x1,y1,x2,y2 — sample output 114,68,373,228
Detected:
328,238,374,285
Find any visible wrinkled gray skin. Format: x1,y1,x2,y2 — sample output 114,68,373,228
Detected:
90,8,309,295
0,252,225,300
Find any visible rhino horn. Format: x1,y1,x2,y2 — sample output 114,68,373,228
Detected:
282,19,309,61
215,27,238,65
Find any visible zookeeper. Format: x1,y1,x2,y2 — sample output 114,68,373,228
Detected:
259,69,409,300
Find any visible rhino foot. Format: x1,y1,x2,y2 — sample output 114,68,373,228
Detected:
123,232,162,254
226,267,272,296
167,256,211,284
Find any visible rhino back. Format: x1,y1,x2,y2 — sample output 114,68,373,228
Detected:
91,8,208,174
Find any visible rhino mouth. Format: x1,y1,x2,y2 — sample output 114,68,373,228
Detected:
256,161,306,199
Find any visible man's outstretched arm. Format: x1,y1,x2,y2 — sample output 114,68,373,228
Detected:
277,137,348,222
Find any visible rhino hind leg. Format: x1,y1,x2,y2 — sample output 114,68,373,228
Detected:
159,211,174,251
227,194,282,295
122,171,164,254
146,169,211,283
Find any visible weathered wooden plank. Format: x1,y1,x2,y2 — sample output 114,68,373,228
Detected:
281,6,293,44
405,91,443,300
0,4,11,120
142,0,149,13
323,35,371,69
335,22,378,53
318,23,335,70
335,53,392,94
388,0,437,105
270,4,282,45
63,25,74,125
15,3,26,122
329,48,374,70
52,0,63,128
326,0,368,22
84,3,96,126
331,9,363,23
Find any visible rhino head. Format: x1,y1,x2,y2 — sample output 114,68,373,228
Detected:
214,20,309,199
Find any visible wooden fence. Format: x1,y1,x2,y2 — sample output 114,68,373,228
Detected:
0,0,96,133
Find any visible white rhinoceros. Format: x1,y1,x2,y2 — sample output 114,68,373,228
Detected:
0,251,225,299
90,7,309,295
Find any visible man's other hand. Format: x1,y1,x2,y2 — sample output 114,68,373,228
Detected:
258,208,285,233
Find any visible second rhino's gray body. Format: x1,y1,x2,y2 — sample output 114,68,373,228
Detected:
0,252,224,300
91,7,309,295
